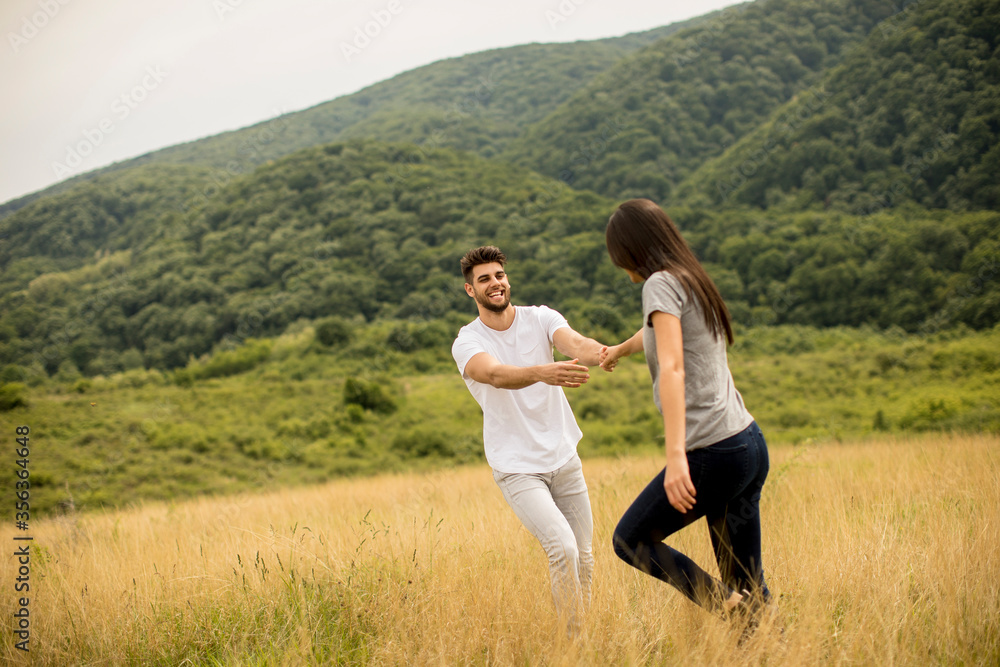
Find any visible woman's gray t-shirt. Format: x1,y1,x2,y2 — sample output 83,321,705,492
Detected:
642,270,753,451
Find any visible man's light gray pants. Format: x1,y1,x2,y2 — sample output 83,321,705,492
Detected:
493,453,594,631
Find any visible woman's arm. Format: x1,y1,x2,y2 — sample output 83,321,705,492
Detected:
650,311,696,513
598,329,643,371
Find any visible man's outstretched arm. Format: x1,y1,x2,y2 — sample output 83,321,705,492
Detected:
464,351,590,390
552,327,606,367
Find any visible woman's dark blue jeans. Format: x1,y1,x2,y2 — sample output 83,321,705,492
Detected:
612,421,771,612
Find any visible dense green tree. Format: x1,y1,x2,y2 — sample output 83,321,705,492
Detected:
504,0,895,202
3,139,999,377
2,1,999,377
679,0,1000,212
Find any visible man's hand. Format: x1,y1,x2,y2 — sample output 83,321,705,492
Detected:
538,358,590,387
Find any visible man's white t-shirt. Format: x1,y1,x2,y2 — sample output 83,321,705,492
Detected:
452,305,582,474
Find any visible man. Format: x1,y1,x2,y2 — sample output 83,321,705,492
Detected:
451,245,606,634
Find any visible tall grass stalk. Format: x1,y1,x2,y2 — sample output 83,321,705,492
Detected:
3,434,998,665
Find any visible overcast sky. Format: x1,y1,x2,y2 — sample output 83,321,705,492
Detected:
1,0,744,205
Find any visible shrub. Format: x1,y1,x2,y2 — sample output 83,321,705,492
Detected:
174,339,273,384
121,348,145,370
201,339,273,378
344,378,396,414
386,326,418,353
391,430,453,458
577,401,611,420
315,317,354,347
0,365,28,383
0,383,28,411
899,397,961,430
386,321,452,353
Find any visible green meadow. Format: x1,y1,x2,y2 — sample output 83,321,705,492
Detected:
7,321,998,517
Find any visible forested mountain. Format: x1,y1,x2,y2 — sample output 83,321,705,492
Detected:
677,0,1000,212
2,139,998,380
0,164,214,268
5,0,995,220
2,0,1000,383
0,142,629,375
501,0,899,202
0,18,703,218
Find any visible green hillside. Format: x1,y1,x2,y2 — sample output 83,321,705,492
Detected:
0,141,628,376
3,320,997,516
0,20,701,218
3,137,998,383
502,0,898,202
677,205,1000,331
5,0,996,222
677,0,1000,212
0,163,215,268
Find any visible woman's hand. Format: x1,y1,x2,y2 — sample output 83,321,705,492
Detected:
599,329,643,372
663,452,696,513
599,344,625,372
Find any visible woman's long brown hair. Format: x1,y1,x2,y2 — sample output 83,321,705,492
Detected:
606,198,734,345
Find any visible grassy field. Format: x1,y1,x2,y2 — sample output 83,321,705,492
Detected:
3,433,998,665
4,324,999,517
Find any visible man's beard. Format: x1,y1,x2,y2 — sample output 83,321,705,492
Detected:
476,287,510,313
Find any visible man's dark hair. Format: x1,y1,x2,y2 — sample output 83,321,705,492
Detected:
460,245,507,283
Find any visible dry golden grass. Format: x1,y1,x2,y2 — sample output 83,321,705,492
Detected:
3,433,999,665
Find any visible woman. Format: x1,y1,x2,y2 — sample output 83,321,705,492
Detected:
600,198,773,630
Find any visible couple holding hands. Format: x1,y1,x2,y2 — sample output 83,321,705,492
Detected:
451,198,774,639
